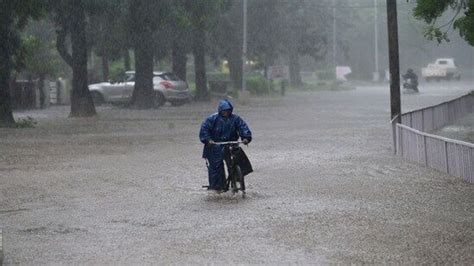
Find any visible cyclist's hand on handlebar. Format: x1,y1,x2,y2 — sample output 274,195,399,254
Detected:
207,140,216,146
242,139,249,145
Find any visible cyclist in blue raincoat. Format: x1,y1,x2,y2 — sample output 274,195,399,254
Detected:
199,99,252,191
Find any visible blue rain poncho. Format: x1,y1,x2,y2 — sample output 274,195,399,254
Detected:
199,100,252,189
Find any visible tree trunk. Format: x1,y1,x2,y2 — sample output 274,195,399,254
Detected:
192,26,208,101
129,0,154,108
225,0,244,94
101,50,109,81
124,49,131,71
228,53,242,92
172,40,187,81
69,0,96,117
0,2,15,127
38,74,46,109
131,35,154,108
288,51,302,88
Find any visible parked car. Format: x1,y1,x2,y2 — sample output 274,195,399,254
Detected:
421,58,461,82
88,71,191,106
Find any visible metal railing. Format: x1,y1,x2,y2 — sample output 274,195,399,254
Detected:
393,93,474,183
400,94,473,132
396,124,473,182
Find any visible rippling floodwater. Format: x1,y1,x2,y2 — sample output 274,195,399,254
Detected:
1,82,473,264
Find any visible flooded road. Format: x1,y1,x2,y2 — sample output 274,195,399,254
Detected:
434,112,474,143
1,82,473,264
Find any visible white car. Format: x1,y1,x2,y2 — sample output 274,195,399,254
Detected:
421,58,461,82
88,71,191,106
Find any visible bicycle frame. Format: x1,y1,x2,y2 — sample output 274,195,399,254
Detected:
212,141,246,194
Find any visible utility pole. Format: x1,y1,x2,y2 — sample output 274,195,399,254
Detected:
242,0,248,93
332,0,337,68
386,0,401,122
373,0,379,82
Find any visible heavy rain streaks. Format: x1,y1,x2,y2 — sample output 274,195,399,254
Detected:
1,0,474,264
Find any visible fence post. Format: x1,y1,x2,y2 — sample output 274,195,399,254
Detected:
444,141,449,174
432,107,435,131
399,126,403,156
421,110,425,132
392,121,397,154
424,135,428,166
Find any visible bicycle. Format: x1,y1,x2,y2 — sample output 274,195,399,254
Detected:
203,141,247,197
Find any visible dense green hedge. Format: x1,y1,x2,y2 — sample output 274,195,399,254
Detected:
246,75,270,95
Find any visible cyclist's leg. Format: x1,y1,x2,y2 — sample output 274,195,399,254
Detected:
208,159,226,190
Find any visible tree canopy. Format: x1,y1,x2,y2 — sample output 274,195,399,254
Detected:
413,0,474,45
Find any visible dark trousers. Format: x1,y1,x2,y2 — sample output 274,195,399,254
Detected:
207,149,232,190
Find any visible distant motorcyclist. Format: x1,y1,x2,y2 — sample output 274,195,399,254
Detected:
402,68,419,92
199,99,252,192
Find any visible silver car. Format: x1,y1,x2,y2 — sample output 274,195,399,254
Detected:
88,71,191,106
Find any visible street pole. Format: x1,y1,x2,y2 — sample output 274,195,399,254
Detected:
386,0,401,122
332,0,337,68
242,0,247,93
387,0,401,154
374,0,379,81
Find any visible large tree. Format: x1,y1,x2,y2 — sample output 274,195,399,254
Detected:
212,0,328,89
169,0,193,81
22,19,65,108
413,0,474,46
279,0,328,87
128,0,169,108
184,0,227,101
210,0,243,91
88,1,128,82
51,0,96,117
0,0,43,127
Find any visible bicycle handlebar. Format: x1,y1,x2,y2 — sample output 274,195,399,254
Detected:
213,141,243,145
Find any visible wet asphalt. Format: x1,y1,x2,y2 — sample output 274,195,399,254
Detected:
0,82,473,264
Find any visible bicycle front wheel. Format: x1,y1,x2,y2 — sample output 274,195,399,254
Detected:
235,166,245,193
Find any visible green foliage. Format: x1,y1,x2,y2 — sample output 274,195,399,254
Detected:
88,2,128,61
207,72,229,81
21,30,64,77
109,64,126,83
15,116,37,128
454,11,474,45
9,0,45,28
422,25,450,43
413,0,451,24
314,69,335,81
246,0,328,65
246,75,270,96
414,0,474,46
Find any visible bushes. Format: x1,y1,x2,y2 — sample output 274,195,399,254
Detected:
246,75,270,96
206,73,273,96
207,72,229,82
314,69,335,80
15,116,37,128
109,66,127,83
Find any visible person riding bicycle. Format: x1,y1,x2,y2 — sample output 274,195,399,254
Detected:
199,99,252,192
402,68,419,92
